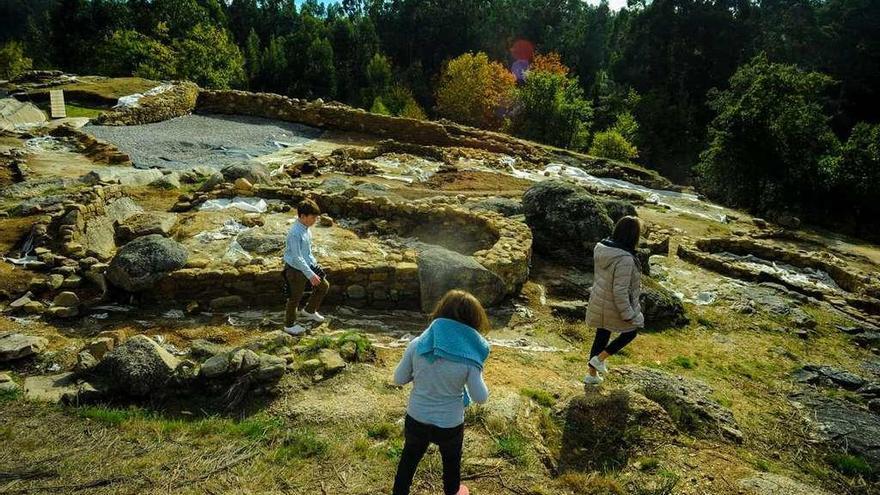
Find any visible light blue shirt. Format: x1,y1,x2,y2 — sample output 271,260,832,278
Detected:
393,334,490,428
283,220,317,279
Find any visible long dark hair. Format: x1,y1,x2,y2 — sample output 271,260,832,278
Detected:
611,216,642,252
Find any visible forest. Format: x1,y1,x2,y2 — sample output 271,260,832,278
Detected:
1,0,877,235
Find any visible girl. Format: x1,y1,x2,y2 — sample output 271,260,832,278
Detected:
584,216,645,385
392,290,491,495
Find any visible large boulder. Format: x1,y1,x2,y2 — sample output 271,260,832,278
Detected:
560,389,676,472
738,473,831,495
471,197,523,217
791,392,880,470
522,180,622,262
220,161,270,185
0,333,48,362
95,335,181,396
417,246,506,312
237,227,285,254
107,234,188,291
615,365,742,442
640,279,689,329
116,212,178,242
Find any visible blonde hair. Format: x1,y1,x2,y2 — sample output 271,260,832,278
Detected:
430,290,490,333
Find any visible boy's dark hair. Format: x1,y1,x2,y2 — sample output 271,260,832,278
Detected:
431,289,490,333
297,199,321,217
611,215,642,252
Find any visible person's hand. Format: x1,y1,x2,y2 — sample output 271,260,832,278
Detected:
310,274,321,287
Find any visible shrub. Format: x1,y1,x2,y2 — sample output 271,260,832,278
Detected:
0,41,32,79
589,130,639,161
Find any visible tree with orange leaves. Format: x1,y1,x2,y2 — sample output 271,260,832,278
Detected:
435,52,516,130
529,52,569,77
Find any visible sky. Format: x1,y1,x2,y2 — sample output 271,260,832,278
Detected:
299,0,630,12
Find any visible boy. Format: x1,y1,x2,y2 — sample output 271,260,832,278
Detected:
282,199,330,335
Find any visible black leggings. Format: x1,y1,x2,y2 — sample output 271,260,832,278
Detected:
589,328,638,360
393,415,464,495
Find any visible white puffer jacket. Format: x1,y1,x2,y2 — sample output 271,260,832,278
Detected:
586,241,643,332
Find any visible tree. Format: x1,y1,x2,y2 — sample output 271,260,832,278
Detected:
435,52,515,129
300,37,337,99
589,130,638,161
833,122,880,222
0,41,32,79
244,29,261,84
173,23,245,88
529,52,569,76
99,30,175,80
363,52,392,107
696,54,840,216
257,35,288,93
510,70,593,150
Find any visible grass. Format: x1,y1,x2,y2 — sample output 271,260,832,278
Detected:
827,453,873,477
555,472,624,495
520,387,556,408
492,432,529,465
366,421,398,440
28,77,158,103
670,355,698,369
272,429,328,461
63,103,105,118
636,456,661,471
0,387,21,402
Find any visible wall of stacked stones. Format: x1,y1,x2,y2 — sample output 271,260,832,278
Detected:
95,82,200,126
195,90,546,161
33,185,128,258
155,185,532,309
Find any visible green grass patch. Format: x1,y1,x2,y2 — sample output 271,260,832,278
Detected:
0,388,21,402
827,453,873,477
366,421,398,440
670,355,697,369
64,103,105,118
636,456,660,471
521,387,556,408
493,432,528,464
76,406,144,426
272,429,328,461
301,335,335,356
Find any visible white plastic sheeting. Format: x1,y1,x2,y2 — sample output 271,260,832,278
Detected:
113,84,174,109
199,197,268,213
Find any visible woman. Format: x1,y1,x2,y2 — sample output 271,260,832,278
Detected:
392,290,491,495
584,215,645,385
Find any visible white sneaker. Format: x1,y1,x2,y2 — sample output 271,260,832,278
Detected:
589,355,608,374
283,324,306,336
298,310,325,323
583,374,604,385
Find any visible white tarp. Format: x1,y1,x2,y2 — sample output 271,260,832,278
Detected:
113,84,174,109
198,197,268,213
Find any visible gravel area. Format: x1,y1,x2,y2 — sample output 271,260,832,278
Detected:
85,113,323,170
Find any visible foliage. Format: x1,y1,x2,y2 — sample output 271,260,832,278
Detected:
99,30,175,80
529,52,569,76
696,54,840,217
0,41,32,79
173,23,245,89
511,70,593,149
589,130,638,161
834,122,880,222
435,52,515,130
369,97,390,115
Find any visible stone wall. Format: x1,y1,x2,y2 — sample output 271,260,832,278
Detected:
49,126,131,165
196,90,548,163
157,183,532,310
95,82,199,126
